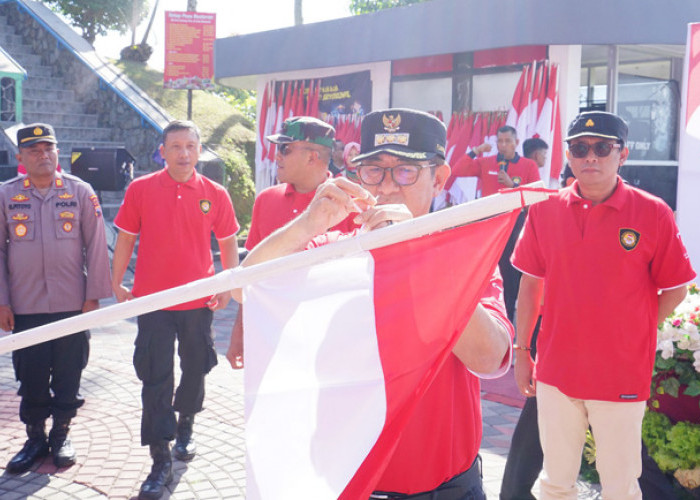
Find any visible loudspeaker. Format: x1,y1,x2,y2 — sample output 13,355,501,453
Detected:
70,147,134,191
619,164,678,211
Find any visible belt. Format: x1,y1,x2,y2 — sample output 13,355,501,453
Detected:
369,455,483,500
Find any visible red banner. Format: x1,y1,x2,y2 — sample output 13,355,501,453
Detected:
164,11,216,90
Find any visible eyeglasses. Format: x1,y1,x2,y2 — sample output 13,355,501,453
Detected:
568,142,621,159
356,163,436,186
278,143,315,156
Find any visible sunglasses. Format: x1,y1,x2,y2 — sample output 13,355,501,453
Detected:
568,142,621,159
277,143,317,156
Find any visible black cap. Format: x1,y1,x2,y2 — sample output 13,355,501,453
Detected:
353,108,446,163
17,123,57,147
266,116,335,148
565,111,628,144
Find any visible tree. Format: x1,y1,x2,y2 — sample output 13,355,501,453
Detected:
43,0,147,45
349,0,430,15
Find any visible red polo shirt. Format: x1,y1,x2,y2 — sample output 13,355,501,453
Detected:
451,154,540,196
512,178,695,401
114,168,239,310
246,181,357,250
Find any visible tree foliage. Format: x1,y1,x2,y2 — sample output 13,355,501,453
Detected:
42,0,148,45
349,0,430,15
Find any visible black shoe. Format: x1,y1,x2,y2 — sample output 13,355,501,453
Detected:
173,414,196,461
6,423,49,474
49,419,77,468
139,443,173,500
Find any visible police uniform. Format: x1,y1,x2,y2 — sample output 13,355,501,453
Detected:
0,171,111,419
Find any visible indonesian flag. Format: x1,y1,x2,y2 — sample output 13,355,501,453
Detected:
677,23,700,275
243,211,519,499
686,23,700,139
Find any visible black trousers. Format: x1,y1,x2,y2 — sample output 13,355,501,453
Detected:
12,312,89,424
371,456,485,500
498,210,526,323
134,308,216,446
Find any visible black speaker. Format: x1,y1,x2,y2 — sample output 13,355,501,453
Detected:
70,147,134,191
619,164,678,211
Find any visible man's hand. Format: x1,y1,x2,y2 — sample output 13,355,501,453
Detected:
514,349,536,396
0,304,14,332
497,169,516,187
113,283,134,303
82,299,100,314
301,178,376,236
353,203,413,231
474,142,492,155
226,311,244,369
206,291,231,311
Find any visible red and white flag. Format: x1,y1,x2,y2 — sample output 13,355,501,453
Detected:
243,211,518,500
686,23,700,139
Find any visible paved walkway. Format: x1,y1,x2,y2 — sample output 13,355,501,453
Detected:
0,295,601,499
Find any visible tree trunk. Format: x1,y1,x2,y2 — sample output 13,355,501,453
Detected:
294,0,303,25
140,0,160,46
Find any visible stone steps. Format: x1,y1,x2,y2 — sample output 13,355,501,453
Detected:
0,12,127,170
24,97,85,115
23,111,98,128
23,87,75,101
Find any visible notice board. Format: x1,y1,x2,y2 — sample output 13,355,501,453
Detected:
164,11,216,90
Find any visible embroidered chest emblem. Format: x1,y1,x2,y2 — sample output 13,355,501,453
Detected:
619,228,640,251
199,199,211,214
11,194,29,202
62,221,73,233
15,223,27,237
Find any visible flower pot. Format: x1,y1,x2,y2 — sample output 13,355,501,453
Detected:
650,387,700,424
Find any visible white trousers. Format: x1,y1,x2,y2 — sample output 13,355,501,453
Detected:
537,382,646,500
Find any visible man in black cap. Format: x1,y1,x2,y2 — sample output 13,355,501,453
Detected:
238,108,513,498
511,111,694,499
226,116,355,369
0,123,111,473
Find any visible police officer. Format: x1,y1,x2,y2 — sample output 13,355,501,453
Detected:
0,123,112,473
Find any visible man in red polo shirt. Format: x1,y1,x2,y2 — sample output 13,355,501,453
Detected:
111,120,239,500
512,111,695,500
451,125,540,197
225,116,356,369
239,108,514,497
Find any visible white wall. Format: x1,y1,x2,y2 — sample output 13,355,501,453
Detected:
549,45,582,140
472,71,521,112
391,77,452,117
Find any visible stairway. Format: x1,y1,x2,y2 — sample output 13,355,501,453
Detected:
0,13,125,171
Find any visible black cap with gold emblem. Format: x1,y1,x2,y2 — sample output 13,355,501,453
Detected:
352,108,446,163
564,111,628,145
17,123,58,147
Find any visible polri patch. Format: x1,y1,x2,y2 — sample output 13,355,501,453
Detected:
619,228,640,251
200,199,211,214
62,221,73,233
15,223,27,237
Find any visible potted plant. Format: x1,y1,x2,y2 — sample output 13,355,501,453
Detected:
643,283,700,494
